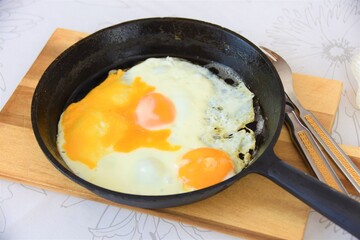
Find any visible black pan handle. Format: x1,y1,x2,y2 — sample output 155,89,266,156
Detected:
250,149,360,238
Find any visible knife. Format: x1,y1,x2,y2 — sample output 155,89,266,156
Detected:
284,94,348,194
260,46,360,194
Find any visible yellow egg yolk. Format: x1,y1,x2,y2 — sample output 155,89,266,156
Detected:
61,70,180,169
179,148,234,189
135,92,176,129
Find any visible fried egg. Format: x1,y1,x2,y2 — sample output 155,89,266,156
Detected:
57,57,256,195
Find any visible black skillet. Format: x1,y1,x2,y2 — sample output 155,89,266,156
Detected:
31,18,360,237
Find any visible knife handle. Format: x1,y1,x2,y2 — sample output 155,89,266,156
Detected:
285,109,348,194
299,109,360,194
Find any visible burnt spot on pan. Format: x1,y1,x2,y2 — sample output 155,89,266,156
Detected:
204,62,241,87
224,78,237,86
204,62,266,160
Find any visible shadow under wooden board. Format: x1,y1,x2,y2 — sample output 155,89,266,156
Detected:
1,28,359,239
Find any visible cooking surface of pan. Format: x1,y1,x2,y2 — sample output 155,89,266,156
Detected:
31,18,360,237
32,17,283,206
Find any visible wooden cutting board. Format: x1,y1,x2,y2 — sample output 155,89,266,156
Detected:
1,28,359,239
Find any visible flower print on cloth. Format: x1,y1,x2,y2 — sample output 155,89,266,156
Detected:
88,205,239,240
266,0,360,145
61,195,87,208
0,181,14,233
304,194,360,240
0,0,42,108
0,65,5,92
0,181,47,234
75,0,129,8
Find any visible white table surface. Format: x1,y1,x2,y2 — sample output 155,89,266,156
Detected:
0,0,359,239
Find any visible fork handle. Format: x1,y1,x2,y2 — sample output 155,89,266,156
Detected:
297,108,360,194
285,109,348,194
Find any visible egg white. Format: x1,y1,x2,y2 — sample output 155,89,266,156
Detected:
200,67,256,172
57,57,256,195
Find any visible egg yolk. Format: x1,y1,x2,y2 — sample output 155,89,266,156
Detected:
179,148,234,190
135,92,176,129
61,70,180,169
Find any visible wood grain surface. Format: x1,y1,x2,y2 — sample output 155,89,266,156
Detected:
1,28,359,240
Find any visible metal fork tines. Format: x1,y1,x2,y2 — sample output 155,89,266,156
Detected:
260,46,360,194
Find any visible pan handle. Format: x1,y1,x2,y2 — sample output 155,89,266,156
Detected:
250,149,360,238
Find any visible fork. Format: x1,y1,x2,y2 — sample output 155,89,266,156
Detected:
260,46,360,194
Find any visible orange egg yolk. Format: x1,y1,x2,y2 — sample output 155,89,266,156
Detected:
135,92,176,129
61,70,180,169
179,148,234,190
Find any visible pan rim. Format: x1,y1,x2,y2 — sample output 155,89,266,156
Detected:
31,17,285,207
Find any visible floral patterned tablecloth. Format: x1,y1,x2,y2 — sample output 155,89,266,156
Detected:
0,0,359,239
